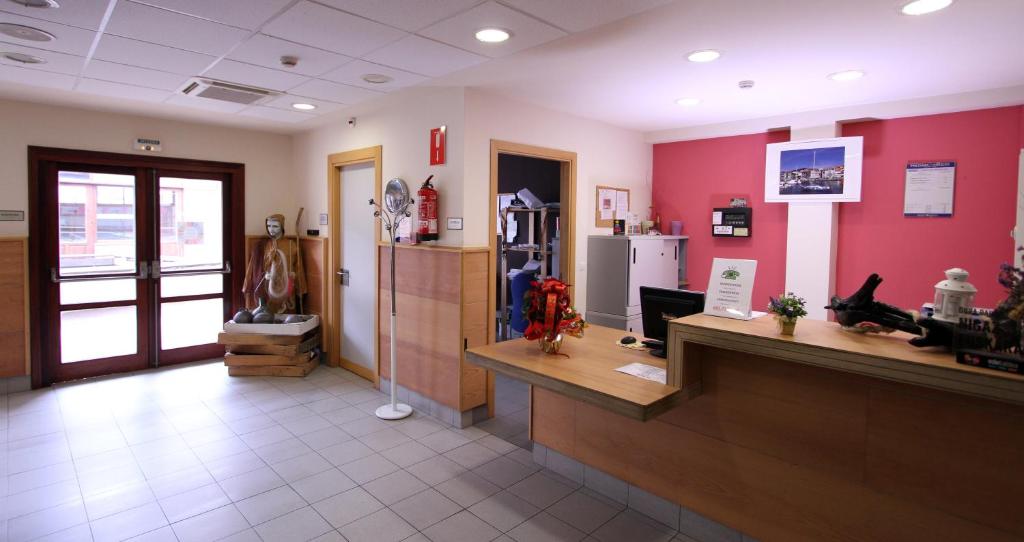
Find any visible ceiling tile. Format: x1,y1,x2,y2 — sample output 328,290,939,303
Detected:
418,1,565,58
0,63,74,89
0,42,84,75
105,1,250,56
500,0,674,33
0,0,111,31
203,59,309,91
0,13,96,55
166,92,248,113
288,78,382,104
84,58,188,91
77,78,172,102
93,35,214,75
264,93,345,114
317,0,481,32
227,34,352,77
130,0,293,31
320,59,425,91
363,35,485,77
262,1,406,58
239,105,316,123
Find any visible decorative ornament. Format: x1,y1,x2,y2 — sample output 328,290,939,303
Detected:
522,277,585,354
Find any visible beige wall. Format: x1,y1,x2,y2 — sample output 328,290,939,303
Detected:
292,86,466,246
0,99,295,237
464,89,653,313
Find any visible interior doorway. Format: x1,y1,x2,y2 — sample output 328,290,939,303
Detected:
28,147,244,386
483,140,577,447
326,147,382,383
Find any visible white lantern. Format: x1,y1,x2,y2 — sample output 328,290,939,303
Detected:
933,268,977,322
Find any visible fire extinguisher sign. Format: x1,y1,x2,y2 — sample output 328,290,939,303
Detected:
430,126,446,165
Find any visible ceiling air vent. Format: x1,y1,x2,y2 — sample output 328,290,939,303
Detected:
179,77,280,105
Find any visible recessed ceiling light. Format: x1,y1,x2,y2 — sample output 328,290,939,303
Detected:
475,28,510,43
828,69,865,82
901,0,953,15
687,49,720,63
291,103,316,111
675,97,701,107
361,73,393,84
7,0,60,8
2,51,46,64
0,23,55,42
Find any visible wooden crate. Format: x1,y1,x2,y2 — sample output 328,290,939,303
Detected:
227,352,319,377
225,334,320,356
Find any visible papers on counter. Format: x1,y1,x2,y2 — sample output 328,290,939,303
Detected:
615,362,666,384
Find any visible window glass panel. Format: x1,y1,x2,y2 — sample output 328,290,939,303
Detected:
61,306,137,363
58,171,136,276
159,177,222,272
161,298,223,350
60,279,136,304
160,274,223,298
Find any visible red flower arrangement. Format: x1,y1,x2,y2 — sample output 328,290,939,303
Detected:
522,277,586,352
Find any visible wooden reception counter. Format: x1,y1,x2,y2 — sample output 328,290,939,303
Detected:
473,315,1024,542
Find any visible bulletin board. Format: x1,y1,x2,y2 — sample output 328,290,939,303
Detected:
595,185,630,227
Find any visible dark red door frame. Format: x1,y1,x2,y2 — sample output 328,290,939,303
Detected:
28,146,245,388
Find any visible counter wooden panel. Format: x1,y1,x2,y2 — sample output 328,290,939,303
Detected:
669,313,1024,405
0,237,29,377
466,324,683,421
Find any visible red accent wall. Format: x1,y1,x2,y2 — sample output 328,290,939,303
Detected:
652,130,791,308
838,106,1023,309
653,105,1024,312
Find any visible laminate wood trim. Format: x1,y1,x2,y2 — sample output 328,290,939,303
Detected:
0,237,29,377
339,356,375,382
672,314,1024,405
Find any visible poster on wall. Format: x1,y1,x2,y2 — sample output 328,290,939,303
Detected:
904,161,955,217
764,137,863,202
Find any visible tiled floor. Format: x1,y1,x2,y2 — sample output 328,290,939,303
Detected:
0,362,698,542
473,374,529,450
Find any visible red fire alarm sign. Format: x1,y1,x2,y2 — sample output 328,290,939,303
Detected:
430,125,446,165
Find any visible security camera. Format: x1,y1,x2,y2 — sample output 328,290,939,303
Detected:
347,117,356,127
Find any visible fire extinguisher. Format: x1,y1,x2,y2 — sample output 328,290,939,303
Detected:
417,175,439,241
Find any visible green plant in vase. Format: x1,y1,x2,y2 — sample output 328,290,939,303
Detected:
768,293,807,336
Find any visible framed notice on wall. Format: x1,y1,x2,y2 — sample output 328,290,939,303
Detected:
904,161,955,217
595,185,630,228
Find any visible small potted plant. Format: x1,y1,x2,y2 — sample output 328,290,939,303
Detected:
768,293,807,336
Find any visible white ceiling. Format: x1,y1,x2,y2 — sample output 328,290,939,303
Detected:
0,0,1021,134
0,0,665,128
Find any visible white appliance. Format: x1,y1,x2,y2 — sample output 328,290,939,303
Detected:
586,235,688,333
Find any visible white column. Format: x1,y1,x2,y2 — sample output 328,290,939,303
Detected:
784,123,840,320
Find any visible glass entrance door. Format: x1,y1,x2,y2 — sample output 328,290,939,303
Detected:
35,151,242,384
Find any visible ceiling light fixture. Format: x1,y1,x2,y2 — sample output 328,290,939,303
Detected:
687,49,720,63
0,23,56,42
675,97,701,106
2,51,46,64
475,28,510,43
361,73,393,84
7,0,60,8
901,0,953,15
291,103,316,111
828,69,865,82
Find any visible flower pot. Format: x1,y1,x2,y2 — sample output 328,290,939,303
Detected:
539,334,563,354
777,317,797,336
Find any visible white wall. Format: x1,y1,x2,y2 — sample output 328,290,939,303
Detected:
292,87,466,246
463,89,652,313
0,99,295,237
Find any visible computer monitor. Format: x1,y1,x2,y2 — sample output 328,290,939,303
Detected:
640,287,705,358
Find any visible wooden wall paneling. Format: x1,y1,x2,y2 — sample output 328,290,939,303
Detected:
299,237,326,318
657,346,870,482
0,237,28,377
865,381,1024,537
460,250,489,411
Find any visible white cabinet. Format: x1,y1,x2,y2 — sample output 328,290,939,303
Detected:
586,235,688,331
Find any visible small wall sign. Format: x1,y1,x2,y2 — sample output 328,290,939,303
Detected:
0,210,25,221
319,213,328,225
430,125,446,165
134,138,162,152
446,217,463,230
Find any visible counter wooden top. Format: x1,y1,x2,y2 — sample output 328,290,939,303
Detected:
466,325,683,421
670,313,1024,405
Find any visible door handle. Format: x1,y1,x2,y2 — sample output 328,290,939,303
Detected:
151,261,232,279
337,269,350,285
51,261,148,283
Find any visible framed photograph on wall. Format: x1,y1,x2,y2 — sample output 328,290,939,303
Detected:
764,136,863,202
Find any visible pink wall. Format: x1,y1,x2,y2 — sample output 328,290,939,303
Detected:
653,105,1024,312
653,130,790,308
838,106,1023,309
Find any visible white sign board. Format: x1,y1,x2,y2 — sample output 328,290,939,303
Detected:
904,161,955,217
704,258,758,320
